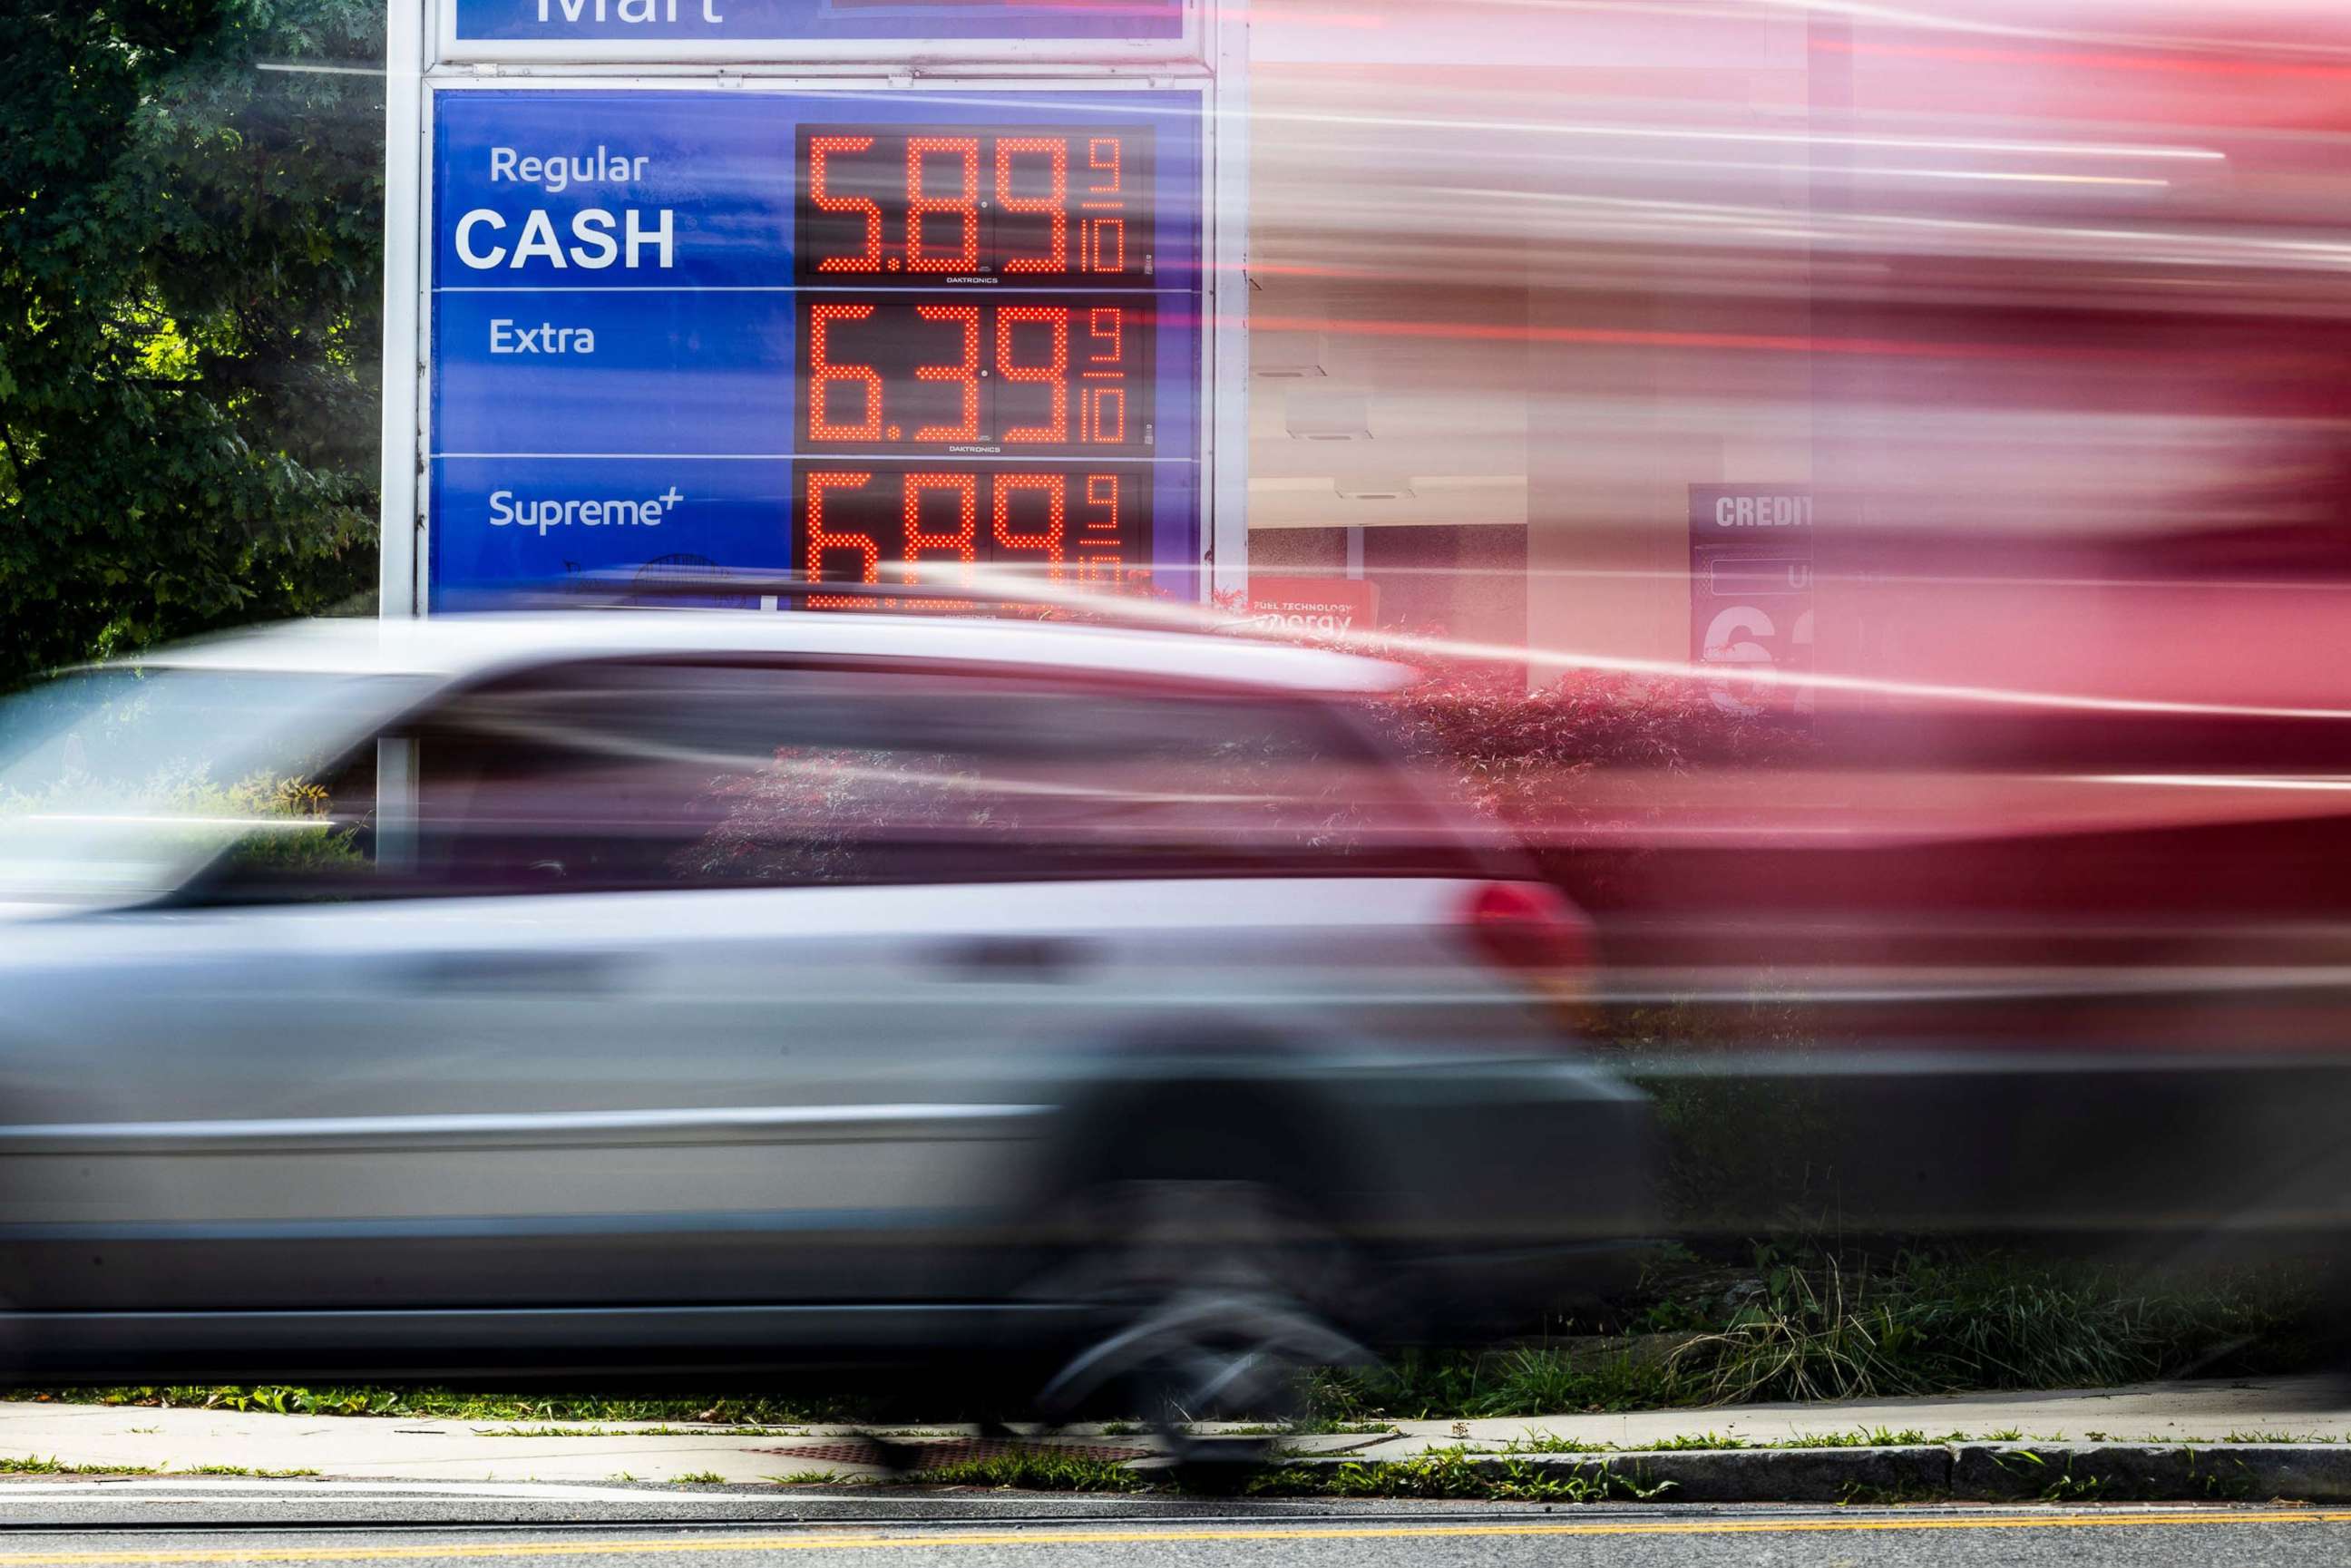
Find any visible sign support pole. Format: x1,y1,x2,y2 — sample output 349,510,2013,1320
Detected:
378,0,426,620
376,0,427,877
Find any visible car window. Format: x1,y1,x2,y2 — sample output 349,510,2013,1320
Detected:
0,667,418,911
266,659,1494,899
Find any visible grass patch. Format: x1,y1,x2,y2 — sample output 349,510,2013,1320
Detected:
1305,1243,2314,1419
1780,1427,1928,1449
674,1472,727,1485
1504,1433,1613,1455
0,1456,158,1475
1497,1427,1963,1456
1242,1449,1673,1504
1634,1432,1752,1452
179,1466,320,1478
914,1450,1146,1493
21,1387,852,1424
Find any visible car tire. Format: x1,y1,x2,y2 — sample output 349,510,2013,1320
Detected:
1025,1176,1373,1462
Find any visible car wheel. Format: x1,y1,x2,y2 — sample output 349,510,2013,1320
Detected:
1028,1178,1373,1463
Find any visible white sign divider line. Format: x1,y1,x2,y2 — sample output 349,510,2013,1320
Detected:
434,287,1199,296
428,453,1203,463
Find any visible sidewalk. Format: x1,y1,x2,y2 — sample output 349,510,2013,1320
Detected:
0,1374,2343,1484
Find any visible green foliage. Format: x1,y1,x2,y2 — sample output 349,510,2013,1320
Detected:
24,1384,854,1424
1627,1431,1749,1452
912,1450,1147,1493
1242,1448,1673,1504
0,1455,158,1475
0,1,385,689
1781,1427,1928,1449
1,756,367,881
1303,1246,2315,1418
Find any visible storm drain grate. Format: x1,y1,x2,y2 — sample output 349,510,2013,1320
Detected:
754,1437,1156,1467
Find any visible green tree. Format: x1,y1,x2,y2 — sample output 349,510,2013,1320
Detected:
0,0,384,688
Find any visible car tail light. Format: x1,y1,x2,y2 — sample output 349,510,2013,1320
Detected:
1464,880,1597,1027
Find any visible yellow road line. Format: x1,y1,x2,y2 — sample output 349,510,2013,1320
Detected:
3,1509,2351,1563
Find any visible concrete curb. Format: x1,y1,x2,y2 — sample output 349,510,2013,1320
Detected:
1278,1444,2351,1504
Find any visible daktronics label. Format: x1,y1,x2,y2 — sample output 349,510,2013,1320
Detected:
424,89,1204,609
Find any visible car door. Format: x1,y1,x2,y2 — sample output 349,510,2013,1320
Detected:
0,657,1061,1335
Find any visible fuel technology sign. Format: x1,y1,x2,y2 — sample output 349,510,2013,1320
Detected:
394,2,1234,612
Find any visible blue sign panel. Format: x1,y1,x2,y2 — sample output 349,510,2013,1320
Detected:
452,0,1185,46
428,88,1204,609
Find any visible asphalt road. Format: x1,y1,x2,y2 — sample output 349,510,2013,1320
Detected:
0,1487,2347,1567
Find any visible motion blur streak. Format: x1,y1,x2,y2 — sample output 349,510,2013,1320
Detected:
1228,0,2351,1264
1302,618,2351,720
1245,312,2167,361
15,0,2351,1408
1813,34,2351,79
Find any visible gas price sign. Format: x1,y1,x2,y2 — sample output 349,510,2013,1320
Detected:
425,89,1204,609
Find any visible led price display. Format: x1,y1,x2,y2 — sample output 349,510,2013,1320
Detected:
795,125,1154,285
796,296,1154,457
424,92,1201,612
797,463,1150,605
791,120,1166,605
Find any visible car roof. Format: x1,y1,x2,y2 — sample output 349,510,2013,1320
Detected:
132,610,1416,696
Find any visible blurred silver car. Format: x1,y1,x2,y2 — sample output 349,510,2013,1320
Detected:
0,609,1654,1414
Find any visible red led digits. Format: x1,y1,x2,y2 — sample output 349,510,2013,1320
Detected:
992,472,1068,586
800,465,1134,609
802,297,1133,453
1076,472,1127,588
913,305,981,442
1079,386,1126,445
1085,138,1123,204
798,125,1147,284
998,306,1070,443
1080,218,1125,275
809,136,883,273
996,137,1068,275
808,305,883,442
905,137,980,274
1086,307,1122,365
1080,307,1126,445
805,470,881,609
1080,139,1127,277
902,472,980,603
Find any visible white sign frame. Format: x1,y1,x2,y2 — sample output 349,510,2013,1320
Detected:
380,2,1244,618
434,0,1205,69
